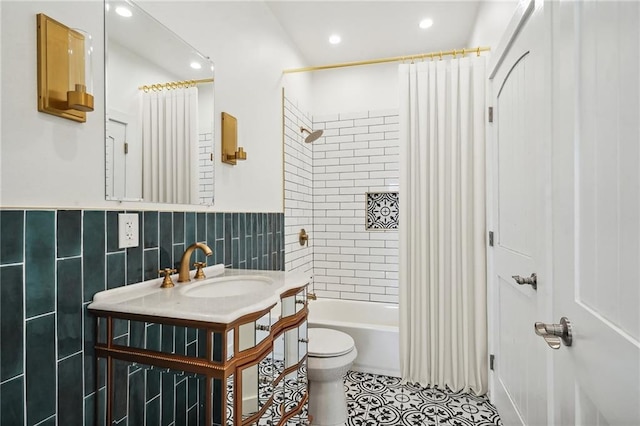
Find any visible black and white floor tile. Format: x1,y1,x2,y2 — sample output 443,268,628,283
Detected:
342,371,502,426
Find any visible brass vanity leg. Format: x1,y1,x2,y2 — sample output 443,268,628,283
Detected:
94,318,100,426
105,316,113,426
106,356,113,425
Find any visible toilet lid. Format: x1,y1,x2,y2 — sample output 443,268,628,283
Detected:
308,328,355,358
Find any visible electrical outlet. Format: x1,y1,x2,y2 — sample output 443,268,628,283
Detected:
118,213,139,249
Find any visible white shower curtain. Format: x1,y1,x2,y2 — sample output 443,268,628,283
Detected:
398,57,487,395
141,86,199,204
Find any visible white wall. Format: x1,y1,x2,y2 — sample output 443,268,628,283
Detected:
311,63,398,117
0,1,311,212
467,0,519,50
1,1,105,209
312,109,399,302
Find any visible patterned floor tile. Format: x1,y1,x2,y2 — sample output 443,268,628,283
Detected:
344,371,503,426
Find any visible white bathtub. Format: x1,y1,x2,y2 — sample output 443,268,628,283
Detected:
307,298,400,378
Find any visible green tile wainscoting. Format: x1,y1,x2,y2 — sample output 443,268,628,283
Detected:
0,209,285,426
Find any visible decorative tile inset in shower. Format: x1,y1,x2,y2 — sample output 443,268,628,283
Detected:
366,192,399,230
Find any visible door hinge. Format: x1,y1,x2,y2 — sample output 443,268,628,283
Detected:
124,142,129,154
488,106,493,123
488,231,494,247
490,354,495,371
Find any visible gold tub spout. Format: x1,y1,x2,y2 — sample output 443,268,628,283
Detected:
178,243,213,283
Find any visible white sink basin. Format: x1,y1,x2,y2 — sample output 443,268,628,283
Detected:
180,275,274,298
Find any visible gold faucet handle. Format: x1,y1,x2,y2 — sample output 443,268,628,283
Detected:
193,262,207,280
158,268,177,288
307,292,317,301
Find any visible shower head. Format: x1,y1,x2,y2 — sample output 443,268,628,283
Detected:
300,127,323,143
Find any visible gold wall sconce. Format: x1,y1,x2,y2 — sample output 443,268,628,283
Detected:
37,13,94,123
221,112,247,165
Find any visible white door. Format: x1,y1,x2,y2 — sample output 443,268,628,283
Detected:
550,1,640,424
489,1,550,425
106,117,127,200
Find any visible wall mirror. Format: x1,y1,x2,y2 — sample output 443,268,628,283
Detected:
105,0,215,205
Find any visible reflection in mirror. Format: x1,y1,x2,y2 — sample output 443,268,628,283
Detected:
284,370,299,414
270,302,280,326
298,321,307,362
238,321,256,352
105,0,214,204
273,332,285,378
225,374,234,426
295,287,306,313
258,351,274,412
241,364,258,419
256,311,271,345
225,329,234,360
282,296,295,317
285,328,298,368
298,360,307,391
272,376,285,425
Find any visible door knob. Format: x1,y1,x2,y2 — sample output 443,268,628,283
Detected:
534,317,572,349
512,273,537,290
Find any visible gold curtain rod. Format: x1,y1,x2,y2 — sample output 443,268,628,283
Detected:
283,46,491,74
138,78,214,92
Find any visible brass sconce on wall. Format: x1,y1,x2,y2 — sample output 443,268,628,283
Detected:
221,112,247,165
37,13,94,123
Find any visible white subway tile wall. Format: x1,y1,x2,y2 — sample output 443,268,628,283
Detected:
313,110,399,303
283,99,314,281
199,132,214,204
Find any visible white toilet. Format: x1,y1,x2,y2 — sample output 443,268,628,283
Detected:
307,328,357,426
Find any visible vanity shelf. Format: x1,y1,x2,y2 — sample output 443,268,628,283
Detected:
88,267,310,426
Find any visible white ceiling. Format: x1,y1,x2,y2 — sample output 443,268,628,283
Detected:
265,1,482,66
107,0,213,81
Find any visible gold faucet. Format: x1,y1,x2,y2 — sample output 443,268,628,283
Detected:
178,243,213,283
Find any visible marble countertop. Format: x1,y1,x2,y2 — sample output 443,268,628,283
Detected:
88,264,310,324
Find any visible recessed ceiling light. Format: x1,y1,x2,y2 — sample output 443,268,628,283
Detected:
419,18,433,29
190,62,202,70
115,6,132,17
329,34,341,45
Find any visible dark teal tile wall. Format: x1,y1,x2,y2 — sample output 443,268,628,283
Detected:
0,208,284,425
26,314,56,425
58,353,83,426
83,211,106,303
1,376,24,425
143,211,159,248
57,257,83,358
1,265,23,381
1,210,23,264
25,211,55,318
57,210,81,257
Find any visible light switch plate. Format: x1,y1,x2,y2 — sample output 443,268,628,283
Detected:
118,213,139,249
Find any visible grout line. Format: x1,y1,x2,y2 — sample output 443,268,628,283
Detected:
0,373,23,386
33,414,56,426
21,210,27,424
53,212,60,425
57,349,83,363
25,310,55,322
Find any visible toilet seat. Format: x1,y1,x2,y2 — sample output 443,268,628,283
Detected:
308,328,355,358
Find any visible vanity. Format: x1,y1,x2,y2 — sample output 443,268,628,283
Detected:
88,264,310,425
